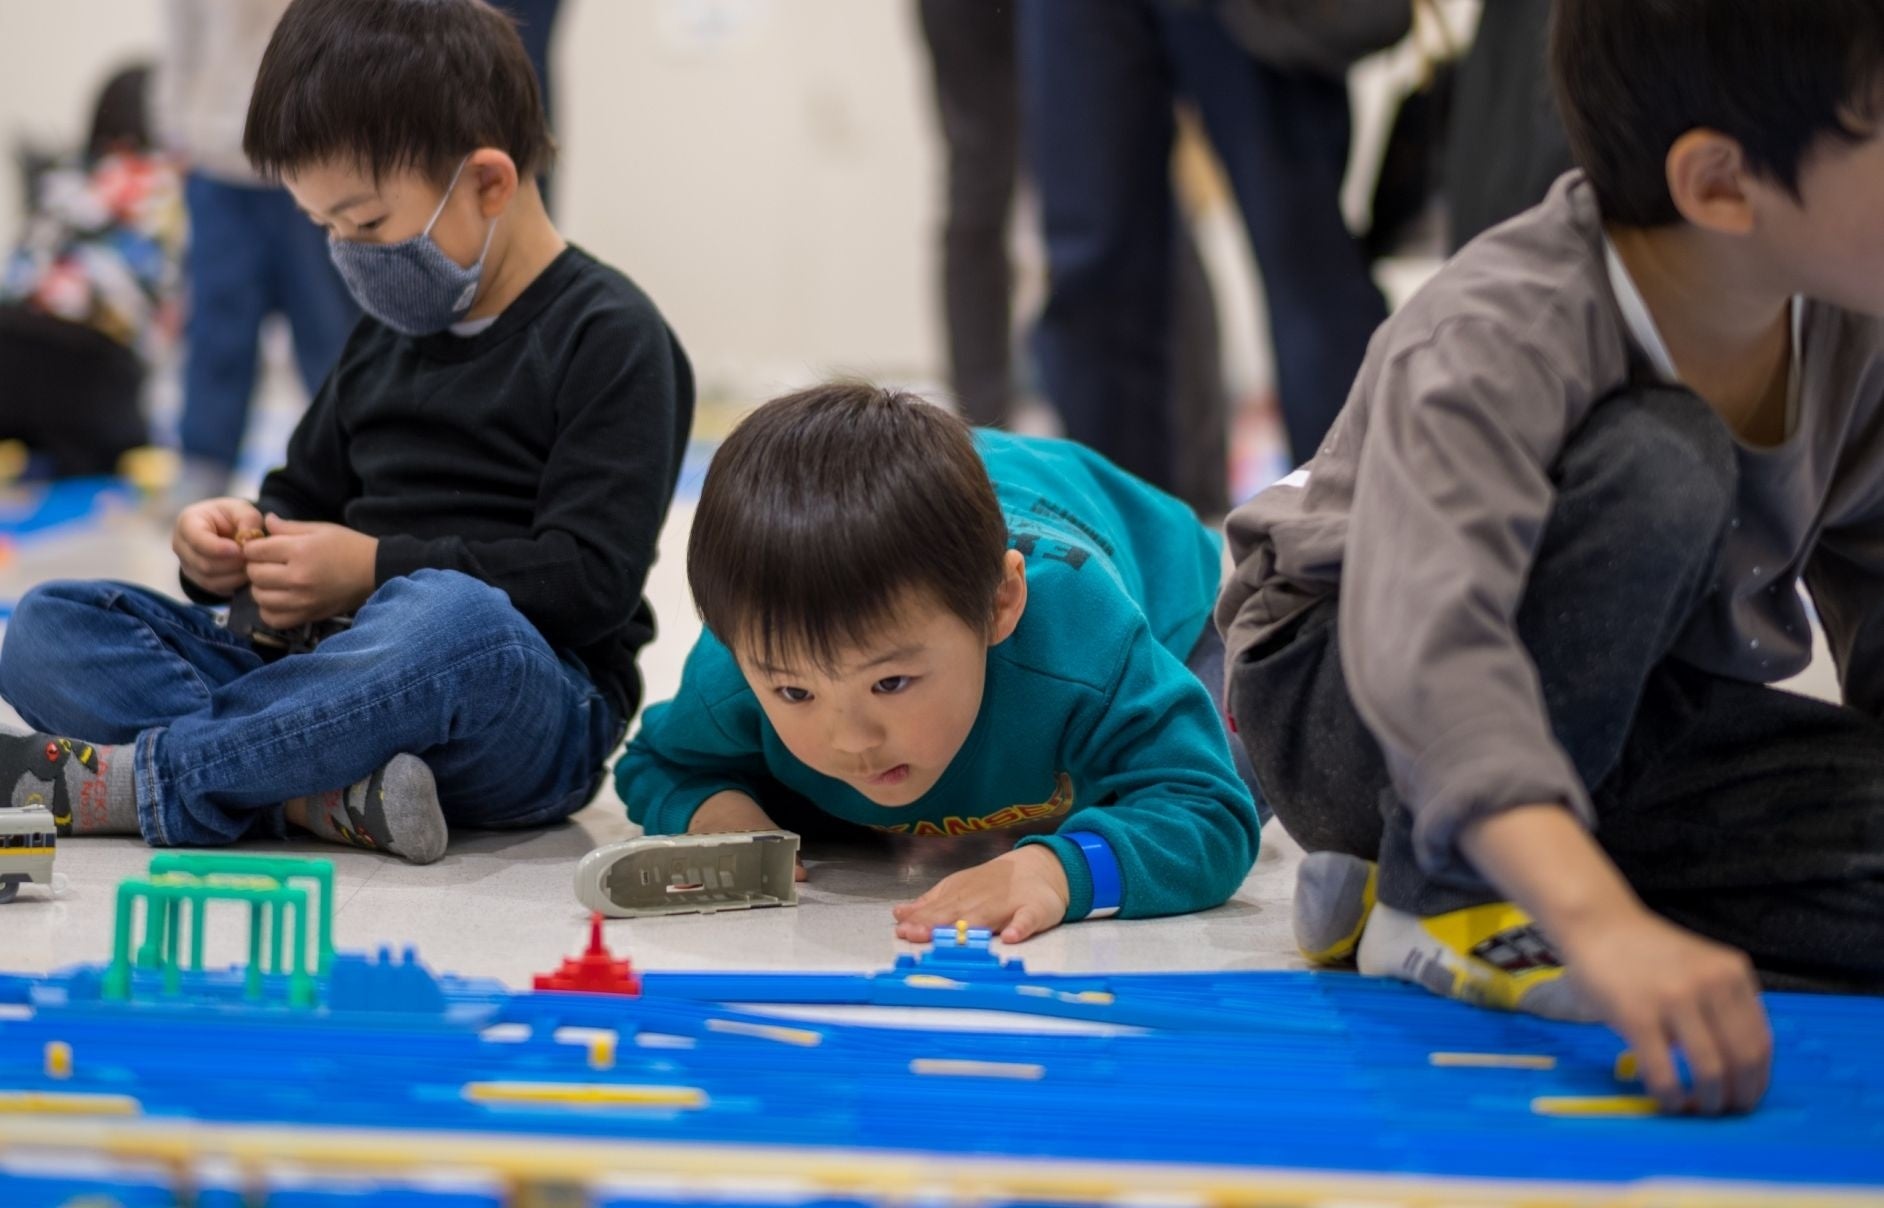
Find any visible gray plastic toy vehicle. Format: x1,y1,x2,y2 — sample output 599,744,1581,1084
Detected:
575,829,800,918
0,802,57,904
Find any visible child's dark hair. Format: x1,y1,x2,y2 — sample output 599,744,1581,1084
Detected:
243,0,553,185
689,383,1009,672
1551,0,1884,227
88,64,153,161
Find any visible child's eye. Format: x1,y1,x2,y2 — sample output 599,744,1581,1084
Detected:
873,676,913,695
358,218,385,233
775,686,812,704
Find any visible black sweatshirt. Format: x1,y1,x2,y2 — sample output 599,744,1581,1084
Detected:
227,246,693,717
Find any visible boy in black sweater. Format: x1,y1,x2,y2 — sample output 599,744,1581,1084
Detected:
0,0,693,863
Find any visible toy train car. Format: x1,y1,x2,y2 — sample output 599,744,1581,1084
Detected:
0,803,55,903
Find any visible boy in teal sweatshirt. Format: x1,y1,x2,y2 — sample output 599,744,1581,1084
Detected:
616,383,1262,942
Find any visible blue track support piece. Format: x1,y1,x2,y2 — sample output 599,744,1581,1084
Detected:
327,946,450,1014
895,924,1028,977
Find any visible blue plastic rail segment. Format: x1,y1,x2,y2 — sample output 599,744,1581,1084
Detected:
0,881,1879,1195
0,478,133,540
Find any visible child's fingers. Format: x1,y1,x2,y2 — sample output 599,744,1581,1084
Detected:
891,898,952,929
893,886,989,934
178,546,244,590
193,535,243,562
894,876,957,921
1618,1013,1685,1113
1707,982,1772,1112
1000,903,1053,945
241,536,292,564
794,859,808,883
254,601,309,631
179,546,237,581
178,511,241,560
1669,1002,1725,1115
218,500,266,534
245,561,289,590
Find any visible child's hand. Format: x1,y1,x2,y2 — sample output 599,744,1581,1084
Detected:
688,790,806,881
242,515,379,629
173,497,266,595
1559,907,1771,1115
1460,805,1771,1116
892,845,1070,944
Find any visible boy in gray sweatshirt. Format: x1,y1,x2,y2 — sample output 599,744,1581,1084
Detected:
1220,0,1884,1117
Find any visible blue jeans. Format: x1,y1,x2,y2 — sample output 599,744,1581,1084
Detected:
180,174,359,469
0,570,623,847
1019,0,1388,476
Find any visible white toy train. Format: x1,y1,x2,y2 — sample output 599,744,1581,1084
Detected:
0,803,56,903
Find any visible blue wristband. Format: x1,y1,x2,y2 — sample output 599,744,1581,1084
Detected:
1066,831,1122,919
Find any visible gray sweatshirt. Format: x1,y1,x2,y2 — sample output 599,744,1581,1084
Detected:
1217,170,1884,879
158,0,296,184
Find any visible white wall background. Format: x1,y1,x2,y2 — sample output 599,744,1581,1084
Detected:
0,2,167,231
0,0,945,400
0,0,1481,404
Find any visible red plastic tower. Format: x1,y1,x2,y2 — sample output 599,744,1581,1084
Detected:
532,912,641,995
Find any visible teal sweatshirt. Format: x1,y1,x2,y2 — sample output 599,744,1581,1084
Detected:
616,430,1261,921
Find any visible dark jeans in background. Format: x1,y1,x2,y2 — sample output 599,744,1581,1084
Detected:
179,174,358,472
1230,388,1884,993
1020,0,1386,485
1443,0,1572,250
498,0,564,210
917,0,1230,513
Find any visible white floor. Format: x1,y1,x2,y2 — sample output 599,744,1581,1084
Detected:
0,495,1308,984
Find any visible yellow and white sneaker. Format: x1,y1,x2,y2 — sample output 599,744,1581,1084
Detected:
1357,898,1600,1022
1292,851,1378,966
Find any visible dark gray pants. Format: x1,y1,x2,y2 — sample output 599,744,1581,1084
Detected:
916,0,1231,513
1230,388,1884,993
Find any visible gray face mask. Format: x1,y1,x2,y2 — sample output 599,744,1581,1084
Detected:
327,157,497,336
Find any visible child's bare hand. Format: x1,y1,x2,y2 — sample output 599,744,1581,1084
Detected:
242,514,378,629
892,845,1070,944
688,790,806,880
1461,807,1772,1117
173,497,266,595
1561,908,1771,1115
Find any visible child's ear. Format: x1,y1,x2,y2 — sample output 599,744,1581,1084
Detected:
469,147,520,218
987,549,1028,647
1666,129,1757,236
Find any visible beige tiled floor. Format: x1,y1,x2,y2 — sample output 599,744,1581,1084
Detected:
0,495,1307,984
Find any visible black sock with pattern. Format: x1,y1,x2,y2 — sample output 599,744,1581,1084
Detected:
0,729,138,835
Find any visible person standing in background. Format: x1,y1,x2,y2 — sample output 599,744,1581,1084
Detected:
1019,0,1388,490
915,0,1018,432
915,0,1231,515
497,0,563,211
159,0,359,505
0,64,182,477
1443,0,1572,251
